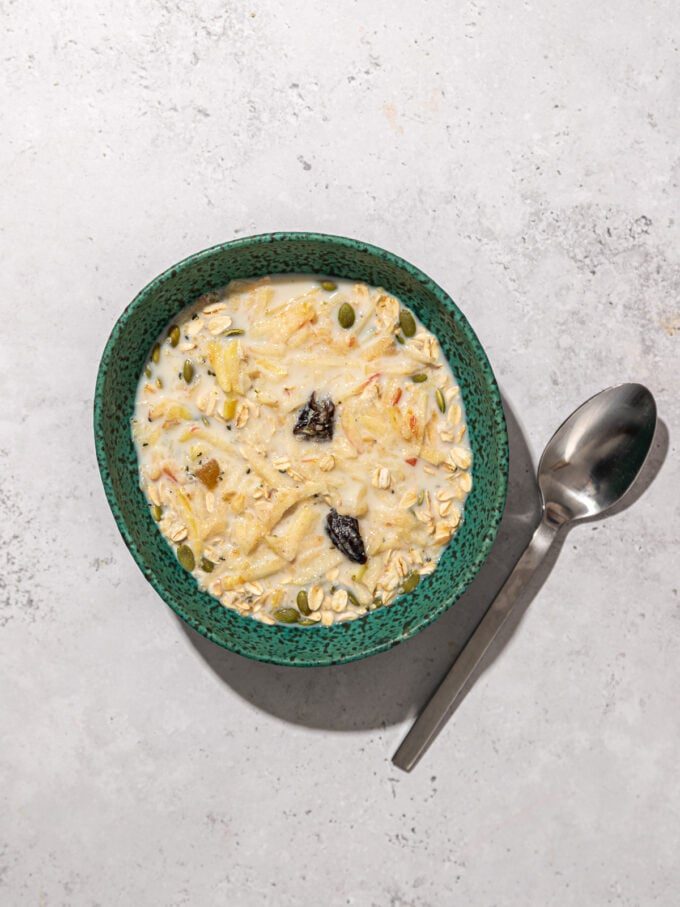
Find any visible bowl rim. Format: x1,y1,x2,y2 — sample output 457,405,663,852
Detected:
94,231,508,666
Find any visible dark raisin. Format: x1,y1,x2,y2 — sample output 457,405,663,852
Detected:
325,509,367,564
293,392,335,442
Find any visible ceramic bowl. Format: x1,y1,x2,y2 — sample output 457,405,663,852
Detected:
94,233,508,666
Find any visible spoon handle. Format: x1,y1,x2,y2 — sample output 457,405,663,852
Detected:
392,516,559,771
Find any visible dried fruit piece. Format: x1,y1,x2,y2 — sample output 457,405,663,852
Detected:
195,457,220,489
293,392,335,442
325,508,367,564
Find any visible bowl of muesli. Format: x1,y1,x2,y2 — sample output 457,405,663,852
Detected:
94,233,508,666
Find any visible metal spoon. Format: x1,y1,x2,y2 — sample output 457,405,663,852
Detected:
393,383,657,771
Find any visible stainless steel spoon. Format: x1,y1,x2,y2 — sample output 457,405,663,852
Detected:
393,383,657,772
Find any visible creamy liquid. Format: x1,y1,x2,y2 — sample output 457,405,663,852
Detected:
132,275,472,627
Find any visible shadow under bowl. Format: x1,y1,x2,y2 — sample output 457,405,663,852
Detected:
94,232,508,666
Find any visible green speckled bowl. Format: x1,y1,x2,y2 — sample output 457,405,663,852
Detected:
94,233,508,667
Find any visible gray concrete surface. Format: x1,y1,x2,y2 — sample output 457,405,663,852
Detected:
2,1,679,904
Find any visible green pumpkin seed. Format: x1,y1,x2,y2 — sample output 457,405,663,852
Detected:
395,333,405,345
168,324,180,347
338,302,355,329
298,618,316,626
321,280,337,292
297,590,311,615
177,544,195,571
183,360,194,383
151,343,160,364
273,607,300,624
200,557,214,573
144,367,152,378
352,563,368,582
347,590,361,608
417,489,425,506
151,504,162,521
201,415,210,426
399,309,416,338
224,328,245,337
411,373,427,383
156,377,163,389
402,571,420,593
435,387,446,413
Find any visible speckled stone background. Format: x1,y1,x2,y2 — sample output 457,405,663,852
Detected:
2,2,679,905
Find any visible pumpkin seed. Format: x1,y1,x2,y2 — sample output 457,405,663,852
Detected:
435,387,446,413
402,571,420,593
201,415,210,426
347,590,361,608
417,489,425,505
200,557,214,573
395,333,405,345
177,544,195,571
224,328,245,336
296,590,311,615
273,607,300,624
168,324,180,347
156,377,163,389
144,367,152,378
151,504,162,521
151,343,160,364
183,360,194,383
352,563,368,582
399,309,416,337
338,302,355,329
321,280,337,291
298,618,316,626
411,373,427,383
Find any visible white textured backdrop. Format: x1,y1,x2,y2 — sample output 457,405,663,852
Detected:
2,1,679,904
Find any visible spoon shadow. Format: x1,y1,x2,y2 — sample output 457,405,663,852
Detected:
177,392,543,731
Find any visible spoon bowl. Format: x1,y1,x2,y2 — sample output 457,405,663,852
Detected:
539,383,657,524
